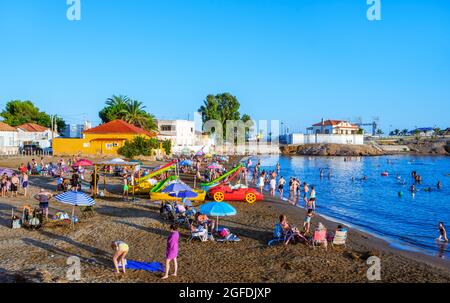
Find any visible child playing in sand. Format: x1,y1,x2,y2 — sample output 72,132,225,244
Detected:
303,209,314,234
111,241,129,274
162,225,179,279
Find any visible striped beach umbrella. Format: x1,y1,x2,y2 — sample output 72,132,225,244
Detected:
54,191,96,206
54,191,95,228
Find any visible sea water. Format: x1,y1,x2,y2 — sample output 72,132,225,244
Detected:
254,155,450,260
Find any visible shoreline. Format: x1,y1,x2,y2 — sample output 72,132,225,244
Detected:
231,156,450,274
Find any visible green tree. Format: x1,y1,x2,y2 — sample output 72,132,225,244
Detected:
1,100,66,132
356,128,364,135
401,129,409,136
376,129,384,136
433,128,441,139
117,136,160,159
99,95,157,131
198,93,252,141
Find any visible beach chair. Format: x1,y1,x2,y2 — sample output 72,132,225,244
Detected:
187,228,208,242
332,230,348,248
312,229,328,250
268,223,287,246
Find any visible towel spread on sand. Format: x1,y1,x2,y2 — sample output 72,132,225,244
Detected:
120,260,164,272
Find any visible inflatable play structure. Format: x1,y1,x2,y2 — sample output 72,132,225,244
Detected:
131,160,177,194
200,164,244,191
202,164,264,204
149,179,207,202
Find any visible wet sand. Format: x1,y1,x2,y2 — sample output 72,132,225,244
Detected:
0,156,449,283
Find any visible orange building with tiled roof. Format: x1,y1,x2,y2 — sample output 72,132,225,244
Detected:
53,119,157,156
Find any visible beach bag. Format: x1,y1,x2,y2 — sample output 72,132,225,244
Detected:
219,228,230,238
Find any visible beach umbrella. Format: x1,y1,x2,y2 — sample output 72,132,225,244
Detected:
207,163,222,170
54,191,96,229
73,159,93,167
199,201,237,232
179,160,193,166
162,182,192,193
169,190,198,199
0,168,15,177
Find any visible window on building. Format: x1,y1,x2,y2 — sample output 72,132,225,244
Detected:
325,129,330,134
161,125,175,131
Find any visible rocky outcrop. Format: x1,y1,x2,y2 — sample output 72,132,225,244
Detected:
280,144,385,156
406,141,450,155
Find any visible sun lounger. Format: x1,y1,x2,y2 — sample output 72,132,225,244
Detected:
312,229,328,250
332,230,348,248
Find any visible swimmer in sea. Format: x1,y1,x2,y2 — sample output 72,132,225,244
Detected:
410,184,416,192
437,181,442,190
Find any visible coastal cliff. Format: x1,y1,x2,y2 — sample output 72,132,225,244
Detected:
280,144,385,156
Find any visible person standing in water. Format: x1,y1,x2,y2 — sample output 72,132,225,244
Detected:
278,176,286,198
276,162,280,174
302,182,309,204
438,222,449,243
162,225,179,279
437,181,442,190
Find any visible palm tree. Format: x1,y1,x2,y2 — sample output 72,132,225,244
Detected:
433,128,441,139
119,100,157,131
106,95,130,108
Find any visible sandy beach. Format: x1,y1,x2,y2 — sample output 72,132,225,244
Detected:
0,156,449,283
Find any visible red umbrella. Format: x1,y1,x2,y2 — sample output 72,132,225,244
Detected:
73,159,93,167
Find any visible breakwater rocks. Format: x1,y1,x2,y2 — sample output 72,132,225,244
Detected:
280,144,385,156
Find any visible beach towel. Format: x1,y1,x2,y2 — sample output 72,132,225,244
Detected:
120,260,164,273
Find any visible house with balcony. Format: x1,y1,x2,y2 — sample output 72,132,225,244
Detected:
16,122,55,149
307,119,360,135
156,119,195,147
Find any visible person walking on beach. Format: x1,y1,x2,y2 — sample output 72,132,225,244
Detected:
162,225,179,279
303,209,314,234
438,222,449,243
111,241,129,274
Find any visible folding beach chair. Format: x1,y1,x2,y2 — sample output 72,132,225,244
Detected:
332,230,348,248
187,228,208,242
268,223,287,246
312,229,328,250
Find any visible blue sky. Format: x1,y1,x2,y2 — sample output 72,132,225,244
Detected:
0,0,449,133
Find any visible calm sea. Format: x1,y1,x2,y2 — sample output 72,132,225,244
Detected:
253,155,450,259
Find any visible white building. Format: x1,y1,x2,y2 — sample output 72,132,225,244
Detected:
16,123,56,149
156,119,196,147
307,119,359,135
0,122,19,155
281,119,364,145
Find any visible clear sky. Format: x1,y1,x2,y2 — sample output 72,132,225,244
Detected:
0,0,449,133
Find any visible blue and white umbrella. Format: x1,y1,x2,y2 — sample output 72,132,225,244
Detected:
162,183,192,193
54,191,96,206
54,191,95,228
179,160,193,166
199,202,237,231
